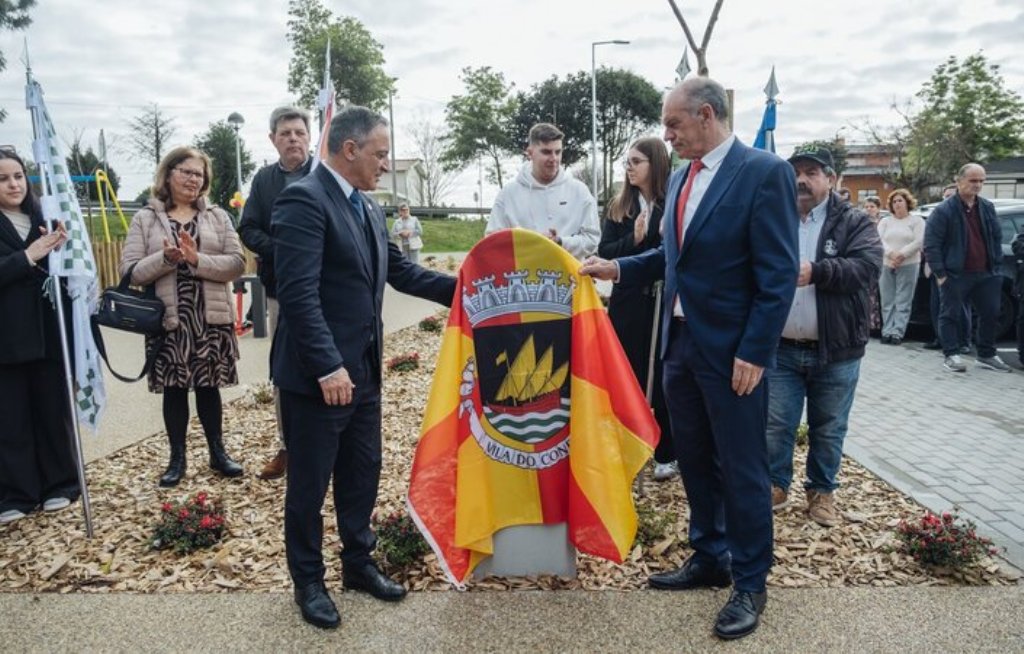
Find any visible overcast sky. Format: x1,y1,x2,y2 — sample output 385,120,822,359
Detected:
0,0,1021,205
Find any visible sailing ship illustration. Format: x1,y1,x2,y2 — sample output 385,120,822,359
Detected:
483,334,570,444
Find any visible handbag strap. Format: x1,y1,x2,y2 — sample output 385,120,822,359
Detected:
118,262,159,299
90,320,164,383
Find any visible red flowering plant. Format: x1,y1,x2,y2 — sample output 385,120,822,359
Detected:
387,351,420,373
896,509,1001,569
373,510,429,569
150,492,227,555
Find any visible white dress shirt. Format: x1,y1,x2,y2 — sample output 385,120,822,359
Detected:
781,197,828,341
672,134,736,318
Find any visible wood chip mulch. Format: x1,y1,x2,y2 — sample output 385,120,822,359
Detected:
1,273,1018,593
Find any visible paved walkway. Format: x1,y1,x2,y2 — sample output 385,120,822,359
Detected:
847,339,1024,569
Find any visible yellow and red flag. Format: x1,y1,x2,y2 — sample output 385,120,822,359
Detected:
407,228,659,586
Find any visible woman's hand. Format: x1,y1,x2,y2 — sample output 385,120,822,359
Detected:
24,222,68,263
178,230,199,266
162,238,184,265
633,208,649,245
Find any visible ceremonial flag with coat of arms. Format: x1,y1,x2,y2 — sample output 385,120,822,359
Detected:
27,75,105,431
407,228,660,586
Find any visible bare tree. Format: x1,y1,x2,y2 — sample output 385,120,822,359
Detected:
666,0,725,77
407,115,458,207
125,103,177,166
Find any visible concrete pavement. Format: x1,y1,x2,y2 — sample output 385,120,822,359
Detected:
1,588,1022,651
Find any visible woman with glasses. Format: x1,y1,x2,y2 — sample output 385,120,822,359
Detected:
0,148,80,524
598,137,677,481
120,146,245,487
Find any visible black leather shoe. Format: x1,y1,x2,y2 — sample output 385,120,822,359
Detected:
343,562,407,601
714,589,767,640
648,557,732,590
294,581,340,629
923,340,942,350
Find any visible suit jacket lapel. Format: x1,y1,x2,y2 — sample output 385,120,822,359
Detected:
664,169,686,261
317,165,374,283
680,140,744,260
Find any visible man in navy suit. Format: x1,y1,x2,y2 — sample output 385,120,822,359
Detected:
582,77,798,640
271,106,455,629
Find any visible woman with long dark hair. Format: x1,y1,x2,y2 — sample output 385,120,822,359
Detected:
0,148,80,523
120,146,245,487
598,136,677,480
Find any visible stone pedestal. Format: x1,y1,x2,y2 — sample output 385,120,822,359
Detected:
473,523,577,579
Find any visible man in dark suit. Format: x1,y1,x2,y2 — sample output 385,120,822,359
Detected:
271,106,455,629
581,77,798,640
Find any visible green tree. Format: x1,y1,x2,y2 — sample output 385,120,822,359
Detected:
441,66,519,187
66,140,121,202
125,103,177,167
193,121,255,212
512,72,591,167
286,0,393,112
593,67,662,202
0,0,35,122
908,53,1024,185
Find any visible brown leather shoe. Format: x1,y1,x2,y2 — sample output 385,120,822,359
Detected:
771,486,789,511
806,489,839,527
258,449,288,480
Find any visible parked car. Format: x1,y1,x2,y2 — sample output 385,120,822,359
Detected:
906,199,1024,340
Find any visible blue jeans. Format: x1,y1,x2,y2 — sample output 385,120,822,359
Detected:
766,344,861,493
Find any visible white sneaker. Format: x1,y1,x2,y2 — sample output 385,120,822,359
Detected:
976,355,1012,372
653,461,679,481
0,509,27,524
43,497,71,512
943,354,967,373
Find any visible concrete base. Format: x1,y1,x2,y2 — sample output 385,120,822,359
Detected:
473,524,577,579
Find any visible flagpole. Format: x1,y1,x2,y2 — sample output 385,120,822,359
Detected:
26,58,95,538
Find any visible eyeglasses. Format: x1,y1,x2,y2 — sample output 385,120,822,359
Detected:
174,167,205,181
621,157,649,170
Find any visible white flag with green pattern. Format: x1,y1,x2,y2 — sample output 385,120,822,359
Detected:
27,77,105,432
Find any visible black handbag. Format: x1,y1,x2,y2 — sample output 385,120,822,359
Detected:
91,263,166,382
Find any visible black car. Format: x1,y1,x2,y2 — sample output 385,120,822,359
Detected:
907,199,1024,340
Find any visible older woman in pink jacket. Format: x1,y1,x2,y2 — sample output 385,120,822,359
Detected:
120,146,245,487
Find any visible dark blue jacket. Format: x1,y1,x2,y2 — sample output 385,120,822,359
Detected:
270,164,455,397
923,193,1002,279
618,139,799,378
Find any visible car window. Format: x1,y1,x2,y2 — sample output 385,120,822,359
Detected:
1000,211,1023,244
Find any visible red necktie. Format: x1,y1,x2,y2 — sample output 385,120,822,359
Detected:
675,159,704,248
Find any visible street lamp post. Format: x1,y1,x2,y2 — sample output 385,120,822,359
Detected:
591,39,629,199
227,112,245,197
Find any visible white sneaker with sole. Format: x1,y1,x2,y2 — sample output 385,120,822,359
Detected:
0,509,27,524
652,461,679,481
43,497,71,512
976,355,1012,372
943,354,967,372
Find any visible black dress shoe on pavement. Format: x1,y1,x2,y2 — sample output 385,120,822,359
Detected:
923,340,942,350
294,581,340,629
343,562,407,601
714,589,767,640
648,557,732,590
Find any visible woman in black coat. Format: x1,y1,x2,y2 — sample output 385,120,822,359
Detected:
597,136,677,481
0,148,79,524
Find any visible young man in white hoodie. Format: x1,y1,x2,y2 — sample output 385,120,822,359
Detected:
485,123,600,260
